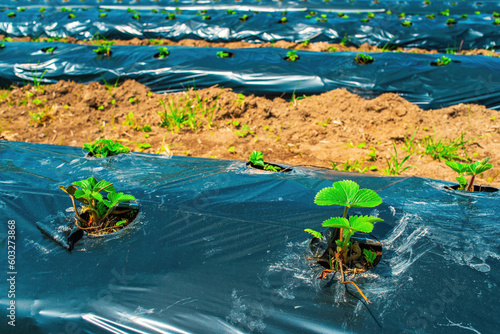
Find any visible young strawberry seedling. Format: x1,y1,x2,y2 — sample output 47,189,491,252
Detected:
305,180,383,303
285,50,299,62
401,21,412,27
435,56,452,66
156,47,169,59
355,54,374,64
249,151,283,172
59,177,136,235
166,12,176,20
83,138,130,158
445,158,493,191
239,14,249,21
217,51,232,58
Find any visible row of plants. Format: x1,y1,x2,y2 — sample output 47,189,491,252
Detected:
10,41,459,67
60,140,495,303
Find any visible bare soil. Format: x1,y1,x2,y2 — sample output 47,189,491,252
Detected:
1,79,499,187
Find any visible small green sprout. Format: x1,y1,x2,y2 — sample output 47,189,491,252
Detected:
202,15,211,20
446,158,493,191
217,51,231,58
132,14,140,20
440,9,450,16
426,14,436,19
286,50,299,61
494,19,500,25
363,249,377,266
279,16,288,23
401,21,412,27
436,56,452,66
166,12,176,20
249,151,282,172
157,47,169,58
446,18,456,26
69,13,77,19
227,9,236,15
355,54,374,64
83,138,130,158
93,43,113,57
239,14,249,21
99,13,108,18
7,12,16,18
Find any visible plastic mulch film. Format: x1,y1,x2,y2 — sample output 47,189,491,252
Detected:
1,4,500,50
1,42,500,109
0,140,499,333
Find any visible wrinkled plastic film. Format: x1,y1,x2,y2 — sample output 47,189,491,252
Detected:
0,141,499,333
1,42,500,109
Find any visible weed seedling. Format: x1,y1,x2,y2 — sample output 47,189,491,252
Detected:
235,124,253,137
83,139,130,158
363,249,377,267
305,180,383,303
59,177,135,233
446,158,493,191
383,144,415,175
249,151,282,172
421,132,473,161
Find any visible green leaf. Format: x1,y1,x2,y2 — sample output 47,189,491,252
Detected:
95,180,115,193
91,192,104,202
96,201,108,218
363,249,377,264
322,217,350,229
249,151,265,166
314,180,382,208
445,160,469,174
107,192,135,206
304,229,323,239
348,215,382,233
468,158,492,175
115,220,127,226
349,188,383,208
74,189,87,199
456,175,467,188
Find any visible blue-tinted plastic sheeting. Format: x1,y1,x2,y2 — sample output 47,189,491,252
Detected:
1,5,500,50
0,140,499,333
1,42,500,109
2,0,500,13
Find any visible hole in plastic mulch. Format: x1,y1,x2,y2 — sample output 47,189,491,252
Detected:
36,203,140,251
444,184,499,193
309,227,383,273
246,161,292,173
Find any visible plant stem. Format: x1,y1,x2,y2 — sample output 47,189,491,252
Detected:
467,174,476,191
338,253,370,304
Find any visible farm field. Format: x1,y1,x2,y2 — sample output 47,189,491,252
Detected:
1,79,499,187
1,1,500,334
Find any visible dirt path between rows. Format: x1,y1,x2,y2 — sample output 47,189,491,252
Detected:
1,79,499,187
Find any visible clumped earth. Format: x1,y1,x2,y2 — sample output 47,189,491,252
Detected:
1,79,499,187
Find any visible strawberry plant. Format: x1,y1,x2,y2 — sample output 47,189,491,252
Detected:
239,14,249,21
305,180,383,303
59,177,136,234
401,21,412,27
83,139,130,158
249,151,282,172
445,158,493,191
355,54,374,64
285,50,299,62
279,16,288,24
166,12,176,20
494,19,500,25
217,51,232,58
156,47,169,59
93,42,114,57
436,56,451,66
